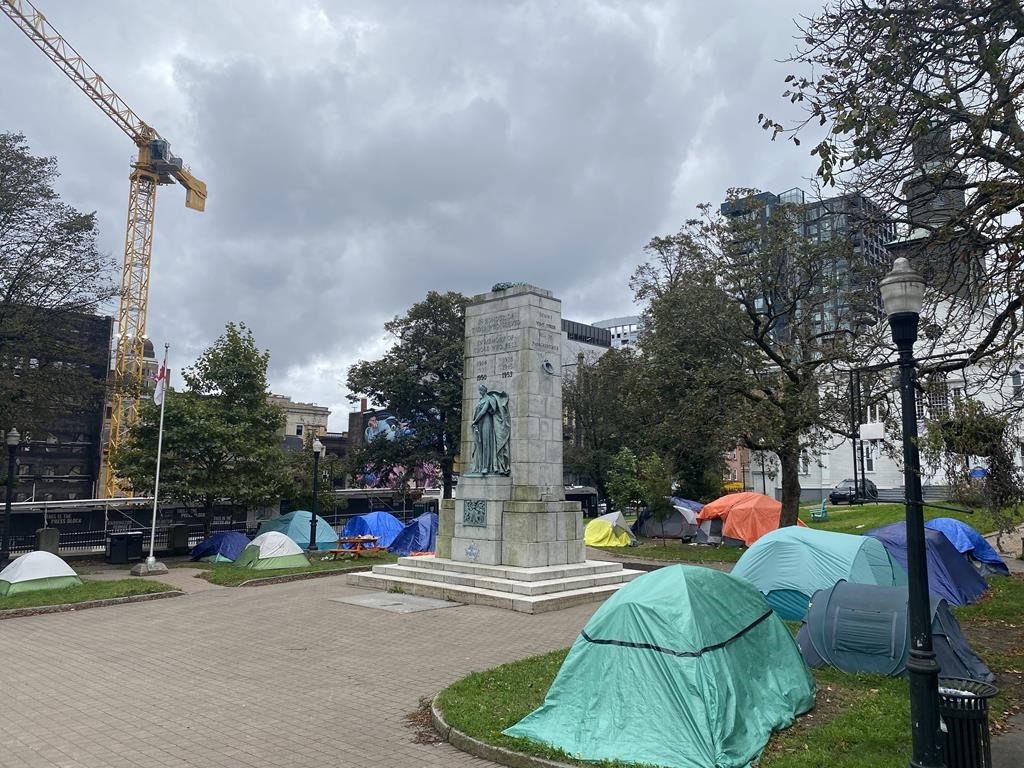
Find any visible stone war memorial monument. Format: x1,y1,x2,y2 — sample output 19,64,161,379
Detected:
350,283,640,612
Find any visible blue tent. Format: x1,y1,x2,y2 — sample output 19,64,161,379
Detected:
389,512,438,556
190,531,251,562
342,510,405,548
257,510,338,551
866,522,988,605
924,517,1009,576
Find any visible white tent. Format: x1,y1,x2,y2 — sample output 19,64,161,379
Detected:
0,551,82,596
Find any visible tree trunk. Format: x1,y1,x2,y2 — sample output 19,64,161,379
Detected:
777,447,802,527
441,458,454,499
203,496,215,537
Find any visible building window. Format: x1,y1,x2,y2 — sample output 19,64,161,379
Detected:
865,402,885,424
927,379,950,419
858,441,877,473
800,451,811,475
296,424,304,437
1013,369,1023,399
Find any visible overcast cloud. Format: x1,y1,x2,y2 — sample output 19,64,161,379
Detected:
1,0,823,429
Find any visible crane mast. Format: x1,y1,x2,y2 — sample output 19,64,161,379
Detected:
1,0,207,497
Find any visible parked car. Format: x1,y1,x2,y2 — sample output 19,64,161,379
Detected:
828,478,879,505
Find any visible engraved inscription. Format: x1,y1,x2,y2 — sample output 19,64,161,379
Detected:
471,333,518,355
535,310,559,332
532,329,559,354
463,499,487,527
471,310,520,335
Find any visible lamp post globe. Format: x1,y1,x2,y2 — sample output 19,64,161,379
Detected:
2,427,20,569
309,438,324,552
881,258,941,768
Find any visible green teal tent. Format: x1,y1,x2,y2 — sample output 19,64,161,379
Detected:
504,565,815,768
257,510,338,550
233,532,311,570
731,526,907,620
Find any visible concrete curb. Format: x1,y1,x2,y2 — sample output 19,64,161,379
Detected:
430,698,577,768
234,565,376,588
0,589,185,620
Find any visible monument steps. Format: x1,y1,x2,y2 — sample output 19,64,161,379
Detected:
393,555,625,581
347,566,643,614
369,562,634,596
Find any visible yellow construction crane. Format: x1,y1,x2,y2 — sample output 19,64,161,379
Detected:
1,0,207,497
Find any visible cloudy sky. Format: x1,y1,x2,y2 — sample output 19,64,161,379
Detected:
1,0,824,429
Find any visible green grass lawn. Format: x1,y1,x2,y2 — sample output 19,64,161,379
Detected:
801,501,997,537
435,573,1024,768
0,578,176,610
195,552,398,586
599,540,745,563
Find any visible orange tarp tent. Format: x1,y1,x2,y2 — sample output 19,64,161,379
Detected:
696,492,806,547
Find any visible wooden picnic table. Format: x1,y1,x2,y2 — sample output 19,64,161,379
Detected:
326,535,383,560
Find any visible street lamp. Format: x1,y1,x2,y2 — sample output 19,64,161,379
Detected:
309,437,324,552
2,427,20,569
880,257,941,768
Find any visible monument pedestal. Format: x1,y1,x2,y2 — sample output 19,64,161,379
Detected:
349,283,641,612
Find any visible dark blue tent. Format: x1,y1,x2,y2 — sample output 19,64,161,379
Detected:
190,531,251,562
342,510,405,548
866,522,988,605
389,512,438,556
924,517,1009,576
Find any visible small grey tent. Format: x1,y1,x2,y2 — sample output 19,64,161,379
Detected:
796,581,993,682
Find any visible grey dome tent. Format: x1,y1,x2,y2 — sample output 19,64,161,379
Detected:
796,581,993,682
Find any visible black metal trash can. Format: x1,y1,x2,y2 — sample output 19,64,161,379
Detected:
938,677,999,768
106,531,144,564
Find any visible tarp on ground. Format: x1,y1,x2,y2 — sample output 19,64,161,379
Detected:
924,517,1009,576
389,512,438,556
190,531,251,562
233,532,310,570
257,510,338,551
584,514,634,547
632,498,704,538
697,492,807,547
503,565,816,768
796,581,994,682
342,510,405,548
0,551,81,596
731,527,907,620
866,522,988,605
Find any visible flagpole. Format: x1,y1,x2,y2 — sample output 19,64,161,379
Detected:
133,344,168,577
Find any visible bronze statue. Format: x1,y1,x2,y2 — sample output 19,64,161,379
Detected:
469,384,510,475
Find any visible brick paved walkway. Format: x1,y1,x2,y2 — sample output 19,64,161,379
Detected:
0,577,598,767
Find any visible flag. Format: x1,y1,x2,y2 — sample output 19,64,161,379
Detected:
153,348,169,405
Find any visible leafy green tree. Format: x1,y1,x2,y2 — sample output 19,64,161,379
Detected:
0,132,117,435
763,0,1024,377
346,291,468,498
920,399,1024,551
113,323,289,533
639,452,674,544
563,348,645,507
284,433,344,516
633,192,882,526
606,447,645,514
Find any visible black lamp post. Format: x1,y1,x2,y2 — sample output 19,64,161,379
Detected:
309,437,324,552
880,257,942,768
2,427,20,569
